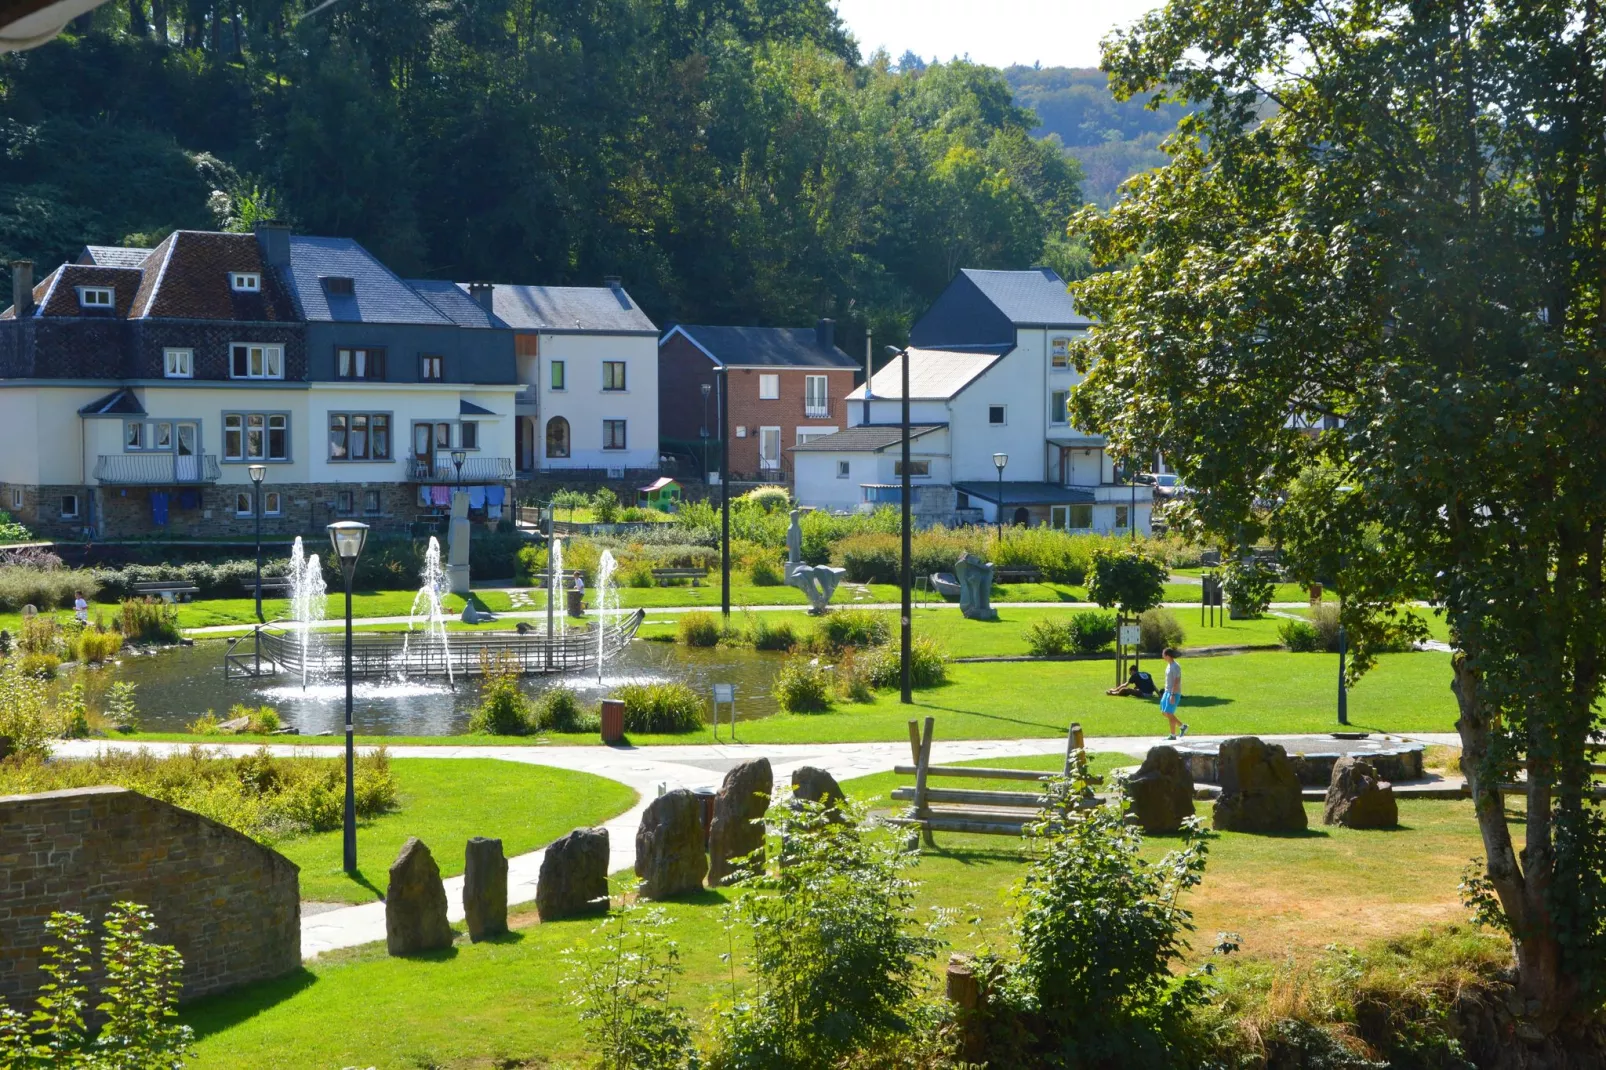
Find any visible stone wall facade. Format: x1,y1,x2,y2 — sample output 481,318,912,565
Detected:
0,786,300,1006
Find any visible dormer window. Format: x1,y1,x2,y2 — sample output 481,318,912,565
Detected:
78,286,114,309
230,272,261,292
322,276,355,296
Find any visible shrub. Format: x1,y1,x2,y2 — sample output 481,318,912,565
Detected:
746,615,797,652
1309,602,1343,652
104,681,140,733
535,685,598,733
17,615,59,655
677,611,721,647
832,532,901,584
0,509,32,542
566,899,696,1070
1222,557,1277,618
1138,608,1185,654
748,555,784,586
773,656,835,713
1279,618,1322,652
622,559,657,588
0,564,94,612
811,609,890,653
592,487,620,523
835,648,876,703
616,682,705,733
0,662,55,760
225,703,282,734
468,653,535,736
119,599,181,644
740,485,791,512
1026,618,1075,657
59,678,89,738
68,625,123,664
1068,609,1118,654
990,526,1099,585
860,635,950,689
15,652,59,678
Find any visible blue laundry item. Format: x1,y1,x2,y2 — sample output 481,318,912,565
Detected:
178,489,198,510
151,492,169,526
468,485,487,509
488,503,503,520
486,484,505,506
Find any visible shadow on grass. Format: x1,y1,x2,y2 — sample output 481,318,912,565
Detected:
182,967,319,1039
921,843,1026,867
1177,695,1234,708
336,868,387,901
914,702,1067,735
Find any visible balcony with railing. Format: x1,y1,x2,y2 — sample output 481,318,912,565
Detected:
803,397,833,420
514,384,538,407
94,453,222,485
407,455,515,482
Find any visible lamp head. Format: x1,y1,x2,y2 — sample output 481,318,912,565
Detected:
993,452,1008,471
248,464,267,485
327,521,369,564
701,383,711,399
450,449,467,467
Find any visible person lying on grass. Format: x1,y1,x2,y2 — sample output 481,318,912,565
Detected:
1106,666,1158,698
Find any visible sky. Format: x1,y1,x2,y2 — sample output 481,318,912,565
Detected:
832,0,1164,70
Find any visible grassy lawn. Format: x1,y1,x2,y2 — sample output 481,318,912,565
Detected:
182,788,1487,1069
282,759,636,903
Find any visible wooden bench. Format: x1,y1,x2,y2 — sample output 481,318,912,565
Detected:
129,581,200,604
239,577,293,597
652,567,709,587
993,567,1042,585
889,718,1095,844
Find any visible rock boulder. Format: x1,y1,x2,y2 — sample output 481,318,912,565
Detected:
1323,756,1398,829
1211,737,1308,833
537,827,611,921
708,758,772,886
385,837,454,955
1126,745,1196,833
463,837,508,941
790,766,844,811
634,790,707,900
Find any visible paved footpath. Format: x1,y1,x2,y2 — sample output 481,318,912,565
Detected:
58,730,1462,959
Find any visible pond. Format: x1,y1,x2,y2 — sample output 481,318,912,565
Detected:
91,637,789,736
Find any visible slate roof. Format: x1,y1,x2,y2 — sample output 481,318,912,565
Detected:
459,399,498,416
135,231,297,321
845,348,1007,401
953,481,1096,505
665,325,859,369
32,265,143,318
961,268,1089,327
406,279,503,328
478,283,657,334
285,237,452,325
789,424,945,453
78,245,154,269
78,388,145,416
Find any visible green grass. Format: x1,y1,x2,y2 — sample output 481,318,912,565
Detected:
183,792,1486,1069
282,759,636,903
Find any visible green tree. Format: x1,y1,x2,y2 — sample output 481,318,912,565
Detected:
1069,0,1606,1030
1085,545,1165,620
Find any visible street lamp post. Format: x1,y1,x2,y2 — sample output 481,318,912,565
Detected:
327,520,370,875
248,464,266,622
886,345,913,705
451,449,467,491
992,453,1008,540
718,367,730,621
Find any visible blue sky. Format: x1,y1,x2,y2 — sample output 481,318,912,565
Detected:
832,0,1163,70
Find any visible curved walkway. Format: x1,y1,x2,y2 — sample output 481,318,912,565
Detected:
58,730,1462,960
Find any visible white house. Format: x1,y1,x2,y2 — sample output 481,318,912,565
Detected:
791,267,1152,535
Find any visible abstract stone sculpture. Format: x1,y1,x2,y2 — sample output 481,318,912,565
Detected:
708,758,772,885
634,790,708,899
386,837,454,955
954,552,997,620
1322,756,1398,829
537,827,611,921
784,508,845,612
463,837,508,941
1125,745,1196,833
1211,736,1308,833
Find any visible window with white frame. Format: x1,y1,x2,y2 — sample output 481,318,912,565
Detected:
894,460,931,477
77,287,113,309
1115,505,1130,529
804,375,828,416
1050,390,1068,425
224,412,290,462
1051,504,1093,530
758,374,779,400
836,460,850,479
163,348,193,378
420,354,444,381
603,361,626,391
234,491,255,517
230,343,284,379
60,494,79,519
263,491,282,516
603,419,627,450
328,413,391,461
230,272,261,292
9,488,22,510
795,427,836,446
336,347,386,380
988,404,1006,425
1050,336,1071,369
363,489,381,515
125,421,173,452
336,489,355,514
125,422,143,450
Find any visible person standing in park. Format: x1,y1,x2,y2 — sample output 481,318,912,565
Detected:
73,591,88,624
1160,647,1188,739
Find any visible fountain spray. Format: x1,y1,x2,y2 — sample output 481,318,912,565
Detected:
595,548,618,683
404,536,454,685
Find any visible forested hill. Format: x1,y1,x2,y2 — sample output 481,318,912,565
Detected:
1003,65,1190,207
0,0,1087,344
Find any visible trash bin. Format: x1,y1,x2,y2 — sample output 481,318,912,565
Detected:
567,588,584,617
600,699,625,743
693,788,717,848
1308,583,1323,604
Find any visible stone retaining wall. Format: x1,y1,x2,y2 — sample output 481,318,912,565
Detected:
0,786,300,1007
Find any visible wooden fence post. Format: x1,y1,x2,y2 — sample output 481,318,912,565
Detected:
914,715,936,847
1063,721,1085,777
945,954,987,1062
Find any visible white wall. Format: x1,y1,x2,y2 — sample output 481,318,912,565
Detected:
792,430,951,512
534,332,659,470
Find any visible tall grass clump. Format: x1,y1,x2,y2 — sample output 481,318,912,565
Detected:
469,652,536,735
0,564,95,611
534,685,598,733
678,611,721,648
747,555,784,586
861,635,950,689
66,623,123,664
773,656,835,713
616,682,704,733
118,599,181,644
811,609,890,653
745,615,797,652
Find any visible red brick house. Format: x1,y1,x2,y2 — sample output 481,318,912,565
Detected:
658,320,860,481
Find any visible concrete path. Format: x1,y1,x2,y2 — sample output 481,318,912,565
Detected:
57,729,1463,959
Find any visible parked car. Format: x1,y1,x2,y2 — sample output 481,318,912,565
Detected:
1140,472,1191,500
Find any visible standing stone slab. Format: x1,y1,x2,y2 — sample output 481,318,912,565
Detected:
1125,745,1196,833
635,790,708,900
1211,736,1308,833
537,827,611,921
790,766,845,810
1323,756,1398,829
708,758,772,886
386,837,454,956
463,837,508,941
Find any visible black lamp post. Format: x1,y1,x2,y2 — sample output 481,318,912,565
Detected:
248,464,266,622
451,448,467,489
327,520,369,875
992,452,1008,540
888,345,912,705
718,367,730,621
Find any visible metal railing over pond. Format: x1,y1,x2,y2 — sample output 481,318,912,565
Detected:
224,609,645,680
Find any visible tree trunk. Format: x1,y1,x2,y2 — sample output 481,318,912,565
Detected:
151,0,165,44
1453,655,1575,1036
127,0,147,37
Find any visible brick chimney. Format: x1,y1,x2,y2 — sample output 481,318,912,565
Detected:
466,282,495,313
815,317,835,350
254,221,291,268
10,260,33,317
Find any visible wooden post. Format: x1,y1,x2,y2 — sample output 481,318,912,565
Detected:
945,954,987,1062
1063,721,1085,777
914,715,936,847
907,719,923,766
